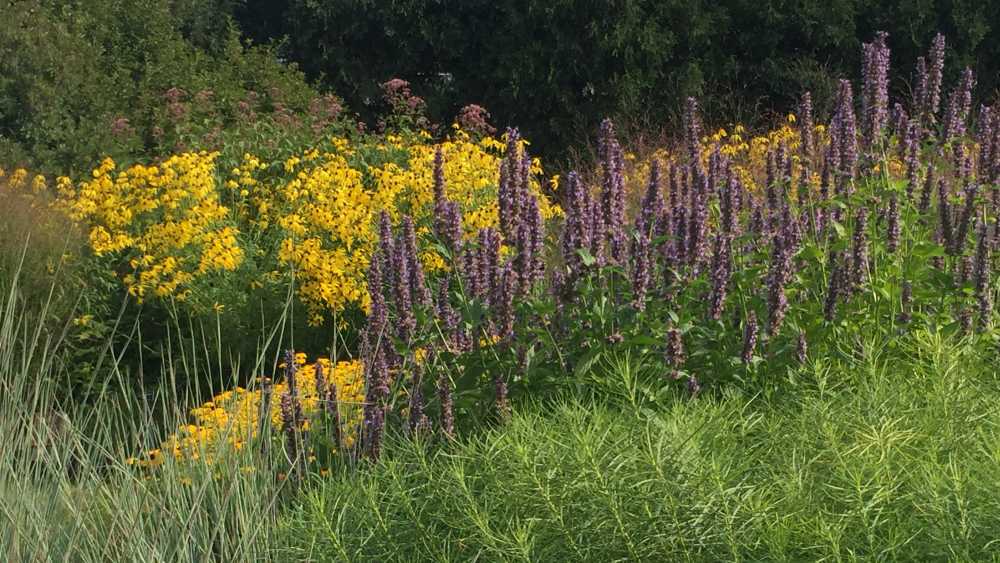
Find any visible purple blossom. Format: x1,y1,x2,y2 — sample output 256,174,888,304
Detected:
438,372,455,438
913,56,929,118
832,79,859,185
477,227,501,305
887,195,901,253
561,171,593,277
687,375,701,398
391,223,416,341
495,262,516,340
631,227,652,311
927,34,946,118
640,159,665,237
742,311,759,364
684,97,702,164
862,31,891,145
599,119,627,264
498,128,521,239
709,233,732,320
800,92,815,158
898,281,913,324
494,373,510,421
400,215,432,308
919,165,935,214
665,327,685,378
408,366,430,436
975,217,992,330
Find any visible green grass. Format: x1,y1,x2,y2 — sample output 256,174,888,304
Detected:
278,331,1000,562
0,246,293,561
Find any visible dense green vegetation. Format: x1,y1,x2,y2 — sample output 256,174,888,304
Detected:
280,331,1000,560
3,2,1000,560
239,0,1000,155
0,0,319,173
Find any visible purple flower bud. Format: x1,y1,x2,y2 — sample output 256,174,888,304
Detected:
927,34,946,118
913,56,929,117
433,145,446,210
279,391,302,465
959,306,973,334
364,401,384,461
684,97,702,164
954,183,978,254
599,118,627,264
498,128,522,240
314,361,327,401
887,194,901,253
832,79,858,185
494,373,510,421
283,349,298,400
796,331,808,364
904,119,921,200
687,374,701,398
408,366,430,436
800,92,815,158
561,171,593,278
862,31,891,145
400,215,432,308
892,103,909,140
742,311,758,364
975,217,992,330
392,225,415,341
438,372,455,438
709,233,731,320
632,227,652,311
640,159,665,236
665,327,685,375
495,262,516,340
898,280,913,324
919,165,935,214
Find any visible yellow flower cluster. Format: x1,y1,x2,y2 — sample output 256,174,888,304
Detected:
236,129,559,324
130,356,364,468
59,153,244,302
50,128,557,321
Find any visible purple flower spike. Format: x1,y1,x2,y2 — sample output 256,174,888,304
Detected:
708,234,732,320
862,31,891,145
742,311,759,364
887,195,901,253
438,371,455,438
562,171,594,278
599,118,627,264
832,79,858,185
927,34,946,118
800,92,815,159
494,262,516,341
400,215,432,308
631,227,652,311
687,375,701,398
975,217,992,330
665,327,685,379
796,331,808,364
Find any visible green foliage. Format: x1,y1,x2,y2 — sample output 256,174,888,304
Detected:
0,0,320,174
279,330,1000,561
253,0,1000,157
